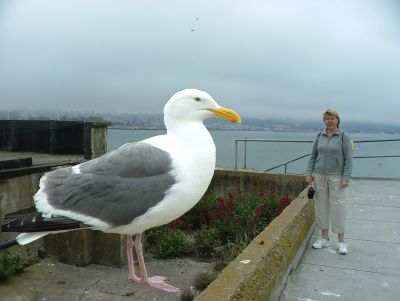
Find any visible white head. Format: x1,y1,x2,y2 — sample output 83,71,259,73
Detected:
163,89,241,125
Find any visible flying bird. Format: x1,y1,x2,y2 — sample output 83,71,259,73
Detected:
0,89,240,292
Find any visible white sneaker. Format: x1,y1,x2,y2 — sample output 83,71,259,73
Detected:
337,242,348,255
312,238,330,249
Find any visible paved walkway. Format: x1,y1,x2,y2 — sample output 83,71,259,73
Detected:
0,256,213,301
2,178,399,301
281,178,400,301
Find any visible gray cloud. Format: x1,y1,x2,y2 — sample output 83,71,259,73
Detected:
1,0,399,124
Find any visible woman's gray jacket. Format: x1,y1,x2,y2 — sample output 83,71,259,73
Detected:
306,128,353,181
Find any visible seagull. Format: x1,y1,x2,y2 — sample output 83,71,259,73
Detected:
0,89,240,292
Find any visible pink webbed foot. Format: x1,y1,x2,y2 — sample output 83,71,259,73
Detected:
146,275,167,282
144,276,180,292
128,233,180,293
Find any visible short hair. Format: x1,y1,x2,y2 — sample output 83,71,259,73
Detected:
322,108,340,127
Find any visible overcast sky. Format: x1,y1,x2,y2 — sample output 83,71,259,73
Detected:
1,0,399,125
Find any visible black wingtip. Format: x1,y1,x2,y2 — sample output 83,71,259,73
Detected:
0,238,18,250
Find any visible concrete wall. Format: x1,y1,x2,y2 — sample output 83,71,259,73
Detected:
84,122,109,159
0,174,43,260
0,120,110,159
207,168,307,201
0,121,109,263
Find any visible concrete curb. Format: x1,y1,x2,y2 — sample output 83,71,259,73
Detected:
195,188,315,301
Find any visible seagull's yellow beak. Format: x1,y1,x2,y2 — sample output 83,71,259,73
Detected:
208,107,241,124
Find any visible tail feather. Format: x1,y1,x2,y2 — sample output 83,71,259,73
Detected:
1,206,88,250
2,209,87,233
3,206,36,223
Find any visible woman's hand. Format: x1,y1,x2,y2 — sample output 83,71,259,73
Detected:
340,180,349,188
306,176,313,185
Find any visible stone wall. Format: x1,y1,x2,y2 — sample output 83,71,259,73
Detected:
0,120,109,263
208,168,307,200
0,120,110,159
0,174,43,260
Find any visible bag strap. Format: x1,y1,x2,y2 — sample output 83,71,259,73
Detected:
342,131,345,157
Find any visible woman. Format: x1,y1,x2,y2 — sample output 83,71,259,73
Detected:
306,108,353,255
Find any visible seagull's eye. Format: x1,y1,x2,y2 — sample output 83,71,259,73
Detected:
194,97,201,102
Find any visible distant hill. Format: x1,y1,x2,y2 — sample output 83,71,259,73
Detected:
1,109,399,134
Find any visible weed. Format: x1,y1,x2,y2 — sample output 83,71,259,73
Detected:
194,271,217,291
145,227,191,259
0,252,15,283
180,288,195,301
194,226,220,257
0,252,36,283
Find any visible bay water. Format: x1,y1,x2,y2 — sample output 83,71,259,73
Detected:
107,129,400,178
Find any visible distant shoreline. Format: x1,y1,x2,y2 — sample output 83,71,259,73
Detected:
108,126,316,132
108,126,400,135
2,108,399,134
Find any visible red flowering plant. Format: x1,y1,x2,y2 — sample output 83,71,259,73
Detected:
167,179,293,245
146,179,294,261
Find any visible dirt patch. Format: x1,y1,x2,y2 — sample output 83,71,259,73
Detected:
0,255,214,301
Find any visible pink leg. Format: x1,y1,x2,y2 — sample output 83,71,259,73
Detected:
126,235,141,282
133,233,180,292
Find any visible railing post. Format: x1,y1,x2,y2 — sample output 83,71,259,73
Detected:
244,137,247,169
234,138,400,176
235,140,238,170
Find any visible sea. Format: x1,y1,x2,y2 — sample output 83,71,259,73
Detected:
107,129,400,179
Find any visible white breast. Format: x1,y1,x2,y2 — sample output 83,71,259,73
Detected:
112,127,216,234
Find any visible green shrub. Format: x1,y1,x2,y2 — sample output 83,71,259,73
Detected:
194,226,220,258
146,228,191,259
192,191,280,245
0,252,35,283
194,271,217,291
180,288,195,301
0,252,15,282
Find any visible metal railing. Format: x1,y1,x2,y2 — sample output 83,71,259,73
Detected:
234,138,400,173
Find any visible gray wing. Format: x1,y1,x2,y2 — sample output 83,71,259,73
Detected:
42,142,176,227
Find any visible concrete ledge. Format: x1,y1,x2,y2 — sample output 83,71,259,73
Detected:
195,188,315,301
